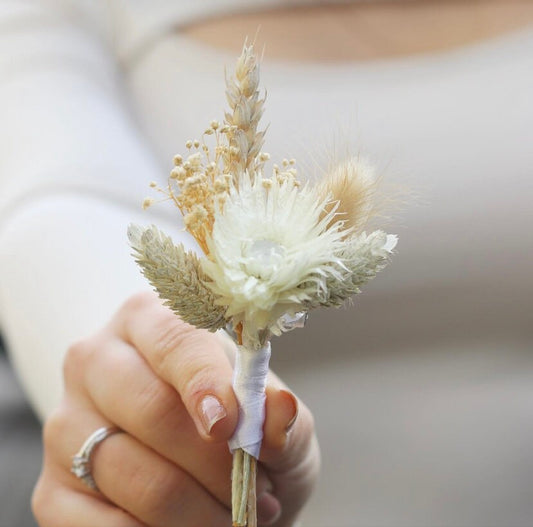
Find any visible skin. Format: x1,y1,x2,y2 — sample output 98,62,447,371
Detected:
33,292,319,527
34,1,533,525
184,0,533,61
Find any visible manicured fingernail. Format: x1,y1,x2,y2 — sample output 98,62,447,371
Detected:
281,389,299,432
257,492,282,525
199,395,226,435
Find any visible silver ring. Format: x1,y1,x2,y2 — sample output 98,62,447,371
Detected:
71,426,122,491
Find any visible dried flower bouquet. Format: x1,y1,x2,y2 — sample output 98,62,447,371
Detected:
128,44,397,527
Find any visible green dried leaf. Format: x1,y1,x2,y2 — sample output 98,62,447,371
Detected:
305,230,396,309
128,224,228,331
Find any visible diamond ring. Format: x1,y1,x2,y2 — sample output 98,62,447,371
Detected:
71,426,122,491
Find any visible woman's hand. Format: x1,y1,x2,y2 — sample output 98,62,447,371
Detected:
32,291,319,527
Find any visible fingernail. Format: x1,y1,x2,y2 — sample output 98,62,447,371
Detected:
257,492,282,525
199,395,226,435
280,390,299,432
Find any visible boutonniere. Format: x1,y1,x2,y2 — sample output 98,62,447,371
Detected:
129,44,397,527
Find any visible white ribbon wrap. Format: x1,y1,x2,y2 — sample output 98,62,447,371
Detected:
228,342,271,459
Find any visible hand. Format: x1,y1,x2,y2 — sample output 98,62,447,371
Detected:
32,291,319,527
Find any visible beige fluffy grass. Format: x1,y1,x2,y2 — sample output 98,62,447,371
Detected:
317,158,379,234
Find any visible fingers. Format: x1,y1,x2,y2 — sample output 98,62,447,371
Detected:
68,290,318,526
33,478,147,527
262,369,310,471
44,407,231,527
263,387,299,451
41,291,318,527
259,377,320,527
94,432,231,526
76,335,234,505
111,292,238,442
110,292,318,518
61,292,296,510
261,388,315,472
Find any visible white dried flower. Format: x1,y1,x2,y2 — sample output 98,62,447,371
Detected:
132,43,398,346
201,176,347,342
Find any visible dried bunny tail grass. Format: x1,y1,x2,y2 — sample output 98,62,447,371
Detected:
128,224,228,331
317,158,379,234
224,43,266,177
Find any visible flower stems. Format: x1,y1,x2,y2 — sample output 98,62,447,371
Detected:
232,448,257,527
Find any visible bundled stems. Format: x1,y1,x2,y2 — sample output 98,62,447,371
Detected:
232,449,257,527
229,333,271,526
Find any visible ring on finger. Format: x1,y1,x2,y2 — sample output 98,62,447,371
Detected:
71,426,123,491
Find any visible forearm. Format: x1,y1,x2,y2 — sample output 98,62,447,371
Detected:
0,196,189,418
0,2,176,418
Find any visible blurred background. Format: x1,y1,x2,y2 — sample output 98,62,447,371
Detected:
1,1,532,526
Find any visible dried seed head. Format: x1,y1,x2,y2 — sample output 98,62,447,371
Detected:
142,197,155,210
317,158,378,234
184,204,208,232
128,224,227,331
187,152,202,169
170,167,186,180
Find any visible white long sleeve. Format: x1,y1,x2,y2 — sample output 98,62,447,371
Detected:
0,2,185,418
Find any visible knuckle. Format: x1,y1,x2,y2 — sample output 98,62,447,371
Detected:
150,319,194,373
180,361,214,402
42,406,69,451
63,338,93,383
31,477,45,521
120,290,158,315
32,475,57,527
145,315,221,403
155,316,191,350
136,377,181,432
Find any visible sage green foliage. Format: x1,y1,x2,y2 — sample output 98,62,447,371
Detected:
305,230,394,309
128,224,228,331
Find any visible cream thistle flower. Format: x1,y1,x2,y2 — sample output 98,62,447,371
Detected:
128,43,397,527
202,175,344,340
